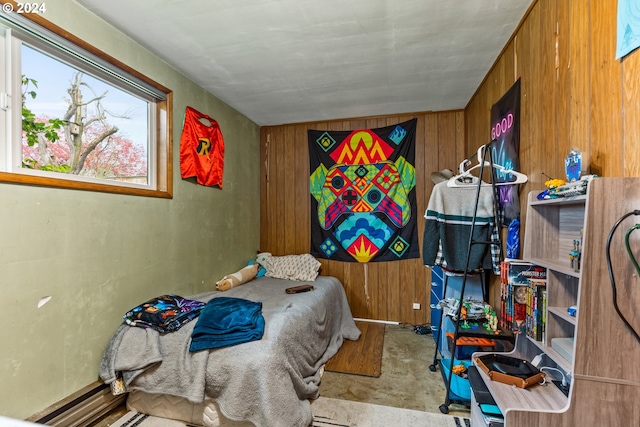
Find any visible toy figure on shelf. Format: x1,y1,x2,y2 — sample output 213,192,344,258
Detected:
569,231,582,272
537,174,597,200
537,174,566,200
565,147,583,182
482,304,498,333
452,364,467,378
489,311,498,332
437,297,487,322
484,304,498,333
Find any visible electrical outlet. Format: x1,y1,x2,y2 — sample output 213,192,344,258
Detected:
412,302,420,310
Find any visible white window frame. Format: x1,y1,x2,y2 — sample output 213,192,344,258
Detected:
0,6,172,198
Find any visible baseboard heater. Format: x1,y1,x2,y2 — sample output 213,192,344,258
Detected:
25,382,126,427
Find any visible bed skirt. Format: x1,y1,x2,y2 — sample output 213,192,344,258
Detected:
126,389,252,427
126,366,326,426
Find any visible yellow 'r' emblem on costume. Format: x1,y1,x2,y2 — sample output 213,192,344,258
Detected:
197,138,211,159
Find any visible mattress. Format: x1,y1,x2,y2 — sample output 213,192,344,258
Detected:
126,390,252,427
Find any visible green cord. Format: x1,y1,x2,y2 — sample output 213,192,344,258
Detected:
607,211,640,346
625,224,640,276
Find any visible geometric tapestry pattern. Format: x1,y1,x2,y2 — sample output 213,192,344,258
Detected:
309,119,419,263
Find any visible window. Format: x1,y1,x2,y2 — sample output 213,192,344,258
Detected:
0,10,172,197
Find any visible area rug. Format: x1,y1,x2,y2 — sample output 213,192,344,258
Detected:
109,399,471,427
311,397,470,427
325,321,385,377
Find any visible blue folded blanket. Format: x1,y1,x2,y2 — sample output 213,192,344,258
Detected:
189,296,265,352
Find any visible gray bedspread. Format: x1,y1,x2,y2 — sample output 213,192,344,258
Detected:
100,276,361,427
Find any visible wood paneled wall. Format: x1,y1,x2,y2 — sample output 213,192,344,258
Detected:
261,0,640,324
260,112,465,325
468,0,640,228
465,0,640,308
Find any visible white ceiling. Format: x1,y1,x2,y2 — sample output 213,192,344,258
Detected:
77,0,533,126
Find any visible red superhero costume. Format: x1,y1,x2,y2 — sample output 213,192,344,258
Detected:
179,106,225,187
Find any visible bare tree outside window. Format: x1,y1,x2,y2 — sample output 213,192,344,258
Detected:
0,13,171,198
21,46,149,183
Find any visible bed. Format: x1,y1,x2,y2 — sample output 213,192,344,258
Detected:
99,275,361,427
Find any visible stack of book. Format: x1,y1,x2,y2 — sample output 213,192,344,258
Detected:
499,259,547,338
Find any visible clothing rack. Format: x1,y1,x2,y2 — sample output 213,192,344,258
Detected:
428,141,515,414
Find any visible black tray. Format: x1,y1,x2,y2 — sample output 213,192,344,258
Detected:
475,354,545,388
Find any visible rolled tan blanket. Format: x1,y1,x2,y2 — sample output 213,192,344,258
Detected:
215,264,259,291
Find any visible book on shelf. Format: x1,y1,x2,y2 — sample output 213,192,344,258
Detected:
541,288,547,343
498,259,547,336
499,261,512,331
526,279,546,341
482,414,505,426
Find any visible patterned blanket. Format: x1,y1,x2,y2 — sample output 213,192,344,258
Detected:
123,294,205,333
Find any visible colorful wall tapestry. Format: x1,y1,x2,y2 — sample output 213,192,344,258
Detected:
490,78,521,226
308,118,419,263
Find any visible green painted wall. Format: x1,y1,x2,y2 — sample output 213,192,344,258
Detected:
0,0,260,418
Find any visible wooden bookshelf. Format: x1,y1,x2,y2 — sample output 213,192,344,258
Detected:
471,178,640,426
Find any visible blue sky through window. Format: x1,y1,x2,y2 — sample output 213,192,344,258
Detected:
21,44,149,154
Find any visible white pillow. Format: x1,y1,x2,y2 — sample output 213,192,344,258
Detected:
265,254,321,281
